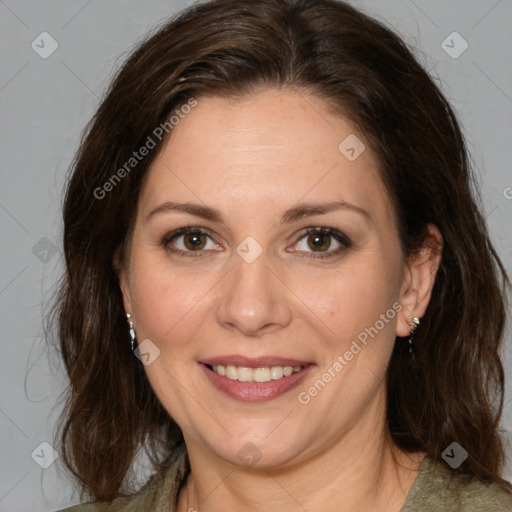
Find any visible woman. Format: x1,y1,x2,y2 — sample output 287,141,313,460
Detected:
51,0,512,510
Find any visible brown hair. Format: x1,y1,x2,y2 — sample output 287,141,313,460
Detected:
48,0,511,501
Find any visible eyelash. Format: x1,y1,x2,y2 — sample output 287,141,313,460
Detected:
161,226,352,259
294,226,352,259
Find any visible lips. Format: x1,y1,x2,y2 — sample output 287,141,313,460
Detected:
210,364,303,383
199,355,314,402
200,355,312,368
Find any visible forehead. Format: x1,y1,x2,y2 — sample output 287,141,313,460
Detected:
139,89,391,222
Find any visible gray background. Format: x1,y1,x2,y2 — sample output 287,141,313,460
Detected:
0,0,511,510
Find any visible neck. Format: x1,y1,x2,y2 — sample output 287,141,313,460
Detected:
177,396,425,512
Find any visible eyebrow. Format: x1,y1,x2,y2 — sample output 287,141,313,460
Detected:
145,202,224,223
145,200,370,224
281,201,370,223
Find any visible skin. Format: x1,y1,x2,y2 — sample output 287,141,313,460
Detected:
118,88,442,511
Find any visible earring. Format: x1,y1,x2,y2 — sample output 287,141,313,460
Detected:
407,317,420,354
127,313,136,351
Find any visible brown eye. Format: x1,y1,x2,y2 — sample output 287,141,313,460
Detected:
292,227,351,259
183,231,207,250
307,233,331,252
163,227,221,257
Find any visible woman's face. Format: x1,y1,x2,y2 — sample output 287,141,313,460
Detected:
119,88,435,468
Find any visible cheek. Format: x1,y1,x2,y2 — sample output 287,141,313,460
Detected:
127,248,211,343
291,255,401,349
126,251,216,416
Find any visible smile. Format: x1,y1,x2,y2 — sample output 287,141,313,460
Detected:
208,364,303,383
200,357,314,402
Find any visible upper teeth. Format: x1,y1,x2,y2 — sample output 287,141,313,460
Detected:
212,365,303,383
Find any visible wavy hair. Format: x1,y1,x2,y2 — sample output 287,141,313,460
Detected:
47,0,510,501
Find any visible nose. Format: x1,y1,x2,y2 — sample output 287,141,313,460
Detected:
215,250,293,337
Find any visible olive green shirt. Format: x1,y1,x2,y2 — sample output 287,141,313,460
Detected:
58,444,512,511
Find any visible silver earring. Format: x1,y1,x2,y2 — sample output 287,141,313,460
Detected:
408,317,420,354
127,313,136,351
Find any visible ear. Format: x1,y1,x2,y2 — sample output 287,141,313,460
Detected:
396,224,443,337
113,246,133,315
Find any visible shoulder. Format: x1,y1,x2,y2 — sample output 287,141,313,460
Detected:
55,506,109,512
53,475,160,512
53,493,149,512
402,457,512,512
54,475,169,512
55,443,189,512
